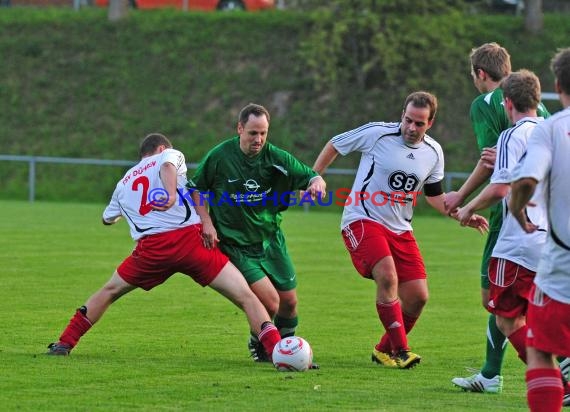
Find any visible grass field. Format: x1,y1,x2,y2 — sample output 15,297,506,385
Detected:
0,200,528,411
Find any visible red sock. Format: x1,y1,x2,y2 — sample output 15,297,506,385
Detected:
526,368,563,412
376,312,418,353
376,300,408,352
58,308,93,348
258,322,281,360
508,325,528,364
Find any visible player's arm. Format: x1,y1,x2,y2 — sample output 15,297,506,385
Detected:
102,187,121,225
189,189,218,249
455,183,509,226
312,141,340,175
509,177,539,233
444,158,493,214
424,181,489,234
151,162,178,211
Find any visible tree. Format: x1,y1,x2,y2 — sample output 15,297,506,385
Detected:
525,0,543,33
108,0,129,21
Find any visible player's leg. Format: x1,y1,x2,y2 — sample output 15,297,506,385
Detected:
208,262,280,359
264,230,299,339
527,348,562,411
479,232,508,380
452,233,507,392
375,279,428,354
495,315,527,364
46,271,137,356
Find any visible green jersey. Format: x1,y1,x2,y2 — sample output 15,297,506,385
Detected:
189,136,318,247
470,88,550,231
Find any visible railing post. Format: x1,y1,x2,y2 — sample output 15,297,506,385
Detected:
29,157,36,203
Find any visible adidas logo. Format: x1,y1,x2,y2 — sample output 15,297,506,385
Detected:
406,153,415,160
487,299,495,308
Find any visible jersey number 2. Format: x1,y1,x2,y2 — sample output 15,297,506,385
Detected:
132,176,153,216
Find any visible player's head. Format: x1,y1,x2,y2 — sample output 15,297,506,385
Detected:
400,91,437,145
551,48,570,96
470,43,511,91
501,69,541,115
237,103,270,157
139,133,172,158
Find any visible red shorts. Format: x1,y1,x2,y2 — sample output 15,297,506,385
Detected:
526,284,570,358
487,257,535,318
117,224,228,290
341,219,426,282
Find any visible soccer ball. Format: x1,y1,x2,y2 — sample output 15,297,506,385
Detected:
272,336,313,372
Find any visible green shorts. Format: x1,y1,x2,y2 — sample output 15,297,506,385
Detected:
480,229,500,289
220,230,297,291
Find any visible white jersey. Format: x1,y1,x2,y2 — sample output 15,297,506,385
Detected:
513,107,570,303
491,117,547,271
332,122,444,233
103,148,200,240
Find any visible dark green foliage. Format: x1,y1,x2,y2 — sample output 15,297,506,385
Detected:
0,8,568,202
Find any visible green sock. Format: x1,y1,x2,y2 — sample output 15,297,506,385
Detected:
481,313,508,378
274,315,298,338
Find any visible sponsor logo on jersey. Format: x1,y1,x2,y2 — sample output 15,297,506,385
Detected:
388,170,420,193
243,179,260,192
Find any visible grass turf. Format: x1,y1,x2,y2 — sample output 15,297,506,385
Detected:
0,200,527,411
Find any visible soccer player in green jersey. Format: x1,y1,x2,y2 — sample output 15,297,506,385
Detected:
188,103,326,362
446,43,553,394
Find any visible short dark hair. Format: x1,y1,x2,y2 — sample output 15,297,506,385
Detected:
551,48,570,96
501,69,541,113
139,133,172,158
403,91,438,121
238,103,270,125
470,42,511,82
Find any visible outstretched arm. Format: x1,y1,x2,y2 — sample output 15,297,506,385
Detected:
444,158,493,214
455,183,509,226
426,194,489,234
312,142,340,175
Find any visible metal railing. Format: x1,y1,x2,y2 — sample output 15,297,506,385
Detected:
0,154,470,203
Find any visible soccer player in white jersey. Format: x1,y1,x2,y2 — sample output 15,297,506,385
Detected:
453,70,547,384
509,48,570,412
46,133,281,358
312,91,489,369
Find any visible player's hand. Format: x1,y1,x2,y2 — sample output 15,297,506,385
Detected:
481,147,496,170
455,206,474,226
305,176,327,201
465,214,489,234
444,191,464,215
512,208,538,233
200,220,219,249
150,192,176,211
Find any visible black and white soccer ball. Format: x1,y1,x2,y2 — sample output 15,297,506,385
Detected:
272,336,313,372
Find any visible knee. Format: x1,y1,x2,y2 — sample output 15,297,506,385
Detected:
278,295,297,315
261,294,280,318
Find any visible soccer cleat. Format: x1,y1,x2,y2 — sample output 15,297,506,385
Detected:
46,342,72,356
371,348,397,368
560,357,570,381
392,350,421,369
247,336,270,362
451,372,503,393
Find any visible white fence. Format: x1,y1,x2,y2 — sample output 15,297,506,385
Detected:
0,154,469,203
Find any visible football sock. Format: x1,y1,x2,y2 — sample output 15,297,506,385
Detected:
481,314,507,378
376,312,418,353
58,306,93,348
376,300,408,352
526,368,563,412
258,322,281,360
274,315,298,338
507,325,528,364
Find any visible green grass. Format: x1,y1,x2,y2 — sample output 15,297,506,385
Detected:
0,201,528,411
